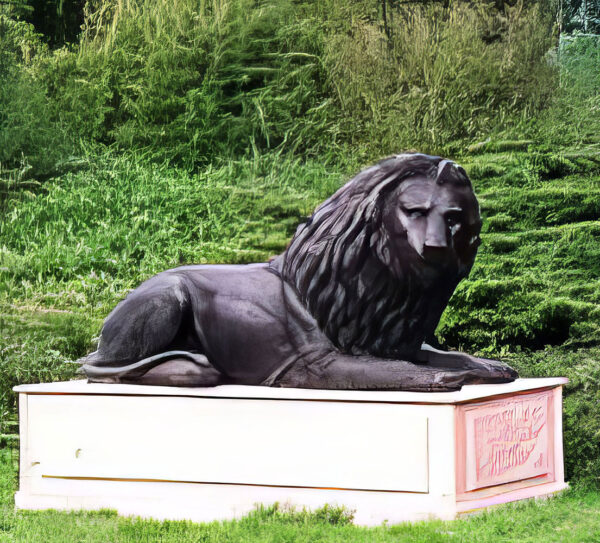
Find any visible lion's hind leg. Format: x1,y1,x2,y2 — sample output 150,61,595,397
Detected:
83,351,227,387
121,356,227,387
81,271,225,386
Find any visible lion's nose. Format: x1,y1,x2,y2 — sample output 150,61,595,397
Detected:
424,215,448,249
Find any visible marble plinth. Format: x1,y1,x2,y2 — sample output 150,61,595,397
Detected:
14,377,568,526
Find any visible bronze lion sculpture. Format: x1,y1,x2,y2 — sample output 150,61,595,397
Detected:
81,153,518,391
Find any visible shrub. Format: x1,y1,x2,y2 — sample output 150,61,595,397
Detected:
37,0,336,165
538,34,600,146
23,0,559,165
322,0,557,157
510,347,600,484
0,14,73,177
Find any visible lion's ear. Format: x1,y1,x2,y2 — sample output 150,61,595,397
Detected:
456,165,468,179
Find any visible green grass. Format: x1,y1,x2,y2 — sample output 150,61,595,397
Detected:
439,147,600,353
2,143,600,485
0,447,599,541
1,149,346,302
2,2,600,538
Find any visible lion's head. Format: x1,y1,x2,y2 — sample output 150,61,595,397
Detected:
278,153,481,360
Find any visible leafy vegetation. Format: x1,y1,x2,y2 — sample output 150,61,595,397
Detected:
2,0,559,175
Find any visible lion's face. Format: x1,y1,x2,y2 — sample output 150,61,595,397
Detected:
281,154,481,356
381,174,481,278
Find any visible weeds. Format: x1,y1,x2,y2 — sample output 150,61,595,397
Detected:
2,0,560,173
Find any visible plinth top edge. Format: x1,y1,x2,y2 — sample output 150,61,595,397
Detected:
13,377,568,404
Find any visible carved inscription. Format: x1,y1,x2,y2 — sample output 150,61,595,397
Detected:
460,390,554,491
475,398,546,480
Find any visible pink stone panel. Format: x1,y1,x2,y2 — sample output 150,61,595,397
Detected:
456,390,555,493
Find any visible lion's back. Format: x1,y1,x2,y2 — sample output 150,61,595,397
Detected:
164,263,305,383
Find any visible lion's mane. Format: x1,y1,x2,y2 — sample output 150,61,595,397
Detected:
278,153,481,359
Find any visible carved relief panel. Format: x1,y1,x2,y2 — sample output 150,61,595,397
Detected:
456,390,555,494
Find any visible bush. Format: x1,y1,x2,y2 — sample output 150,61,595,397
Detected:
538,34,600,146
0,14,73,177
36,0,337,165
18,0,559,166
321,0,557,157
510,347,600,484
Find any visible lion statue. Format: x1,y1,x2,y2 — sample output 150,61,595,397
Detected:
81,153,517,391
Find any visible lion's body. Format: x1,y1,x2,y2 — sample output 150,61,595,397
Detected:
84,263,328,385
82,154,518,391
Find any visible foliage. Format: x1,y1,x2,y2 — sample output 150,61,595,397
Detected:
2,0,558,173
18,0,86,47
438,148,600,353
562,0,600,33
539,34,600,146
33,0,337,165
321,0,556,156
0,150,343,299
0,14,74,178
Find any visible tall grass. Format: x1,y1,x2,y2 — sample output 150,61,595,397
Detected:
538,34,600,146
36,0,335,164
2,0,559,173
0,15,73,177
323,0,557,156
0,150,345,309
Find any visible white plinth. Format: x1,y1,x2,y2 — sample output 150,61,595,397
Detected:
14,378,568,526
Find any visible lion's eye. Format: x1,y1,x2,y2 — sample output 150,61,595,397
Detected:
445,214,461,227
405,208,427,219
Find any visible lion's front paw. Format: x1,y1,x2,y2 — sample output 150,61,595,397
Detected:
458,365,517,386
431,364,516,391
475,358,518,381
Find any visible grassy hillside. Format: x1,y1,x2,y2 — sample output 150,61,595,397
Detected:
1,0,600,492
3,142,600,482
